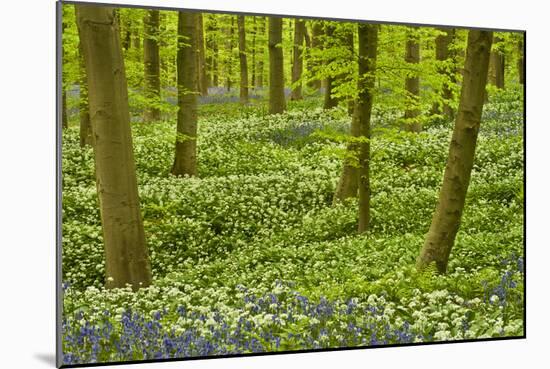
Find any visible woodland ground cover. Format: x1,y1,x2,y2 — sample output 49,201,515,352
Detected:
61,89,524,365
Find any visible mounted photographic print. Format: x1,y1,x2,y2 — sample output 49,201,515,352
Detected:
57,0,525,367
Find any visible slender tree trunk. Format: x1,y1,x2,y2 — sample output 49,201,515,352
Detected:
76,4,152,290
268,17,286,114
432,27,456,120
417,30,493,273
122,18,131,51
225,17,235,92
345,30,355,115
356,24,378,234
62,90,68,129
205,16,214,88
308,21,323,90
256,18,266,88
251,17,256,88
323,24,338,109
332,29,359,202
488,36,505,89
197,14,208,96
333,108,360,204
212,34,219,87
403,30,421,132
291,19,305,101
237,15,249,104
132,23,141,50
78,40,92,147
62,20,68,130
171,12,199,177
517,36,524,84
143,10,161,122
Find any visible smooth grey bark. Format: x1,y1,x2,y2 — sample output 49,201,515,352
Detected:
356,24,378,234
417,30,493,273
291,19,305,100
237,15,249,104
268,17,286,114
432,27,457,120
76,4,152,290
403,30,421,132
143,10,161,122
171,12,199,177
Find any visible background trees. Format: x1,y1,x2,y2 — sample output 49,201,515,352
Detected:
62,5,524,292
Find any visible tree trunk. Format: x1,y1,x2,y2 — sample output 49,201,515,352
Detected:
488,36,505,89
251,17,256,88
356,24,378,234
205,16,214,88
122,18,131,51
62,90,68,129
517,36,524,84
212,33,219,87
333,108,360,204
143,10,161,122
256,18,266,88
61,20,68,130
226,17,234,92
308,21,323,91
417,30,493,273
76,4,152,290
268,17,286,114
237,15,249,104
345,31,355,115
323,24,338,109
197,14,208,96
291,19,305,101
432,27,456,120
171,12,199,177
403,30,421,132
78,40,92,147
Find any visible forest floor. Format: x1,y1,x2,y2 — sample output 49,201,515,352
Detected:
61,89,524,364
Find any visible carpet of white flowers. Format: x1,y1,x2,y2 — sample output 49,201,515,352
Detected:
61,92,524,364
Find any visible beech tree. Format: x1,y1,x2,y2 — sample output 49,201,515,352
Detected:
76,4,152,290
171,12,199,177
308,21,323,90
356,24,379,233
77,39,92,147
61,20,68,130
237,15,249,104
255,17,266,88
432,27,457,120
403,29,421,132
197,14,208,96
290,19,305,101
143,9,161,122
268,17,286,114
323,23,338,110
488,36,505,89
517,36,524,84
417,30,493,273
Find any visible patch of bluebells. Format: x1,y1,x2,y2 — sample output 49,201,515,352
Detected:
63,284,419,365
483,254,524,309
63,257,524,365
